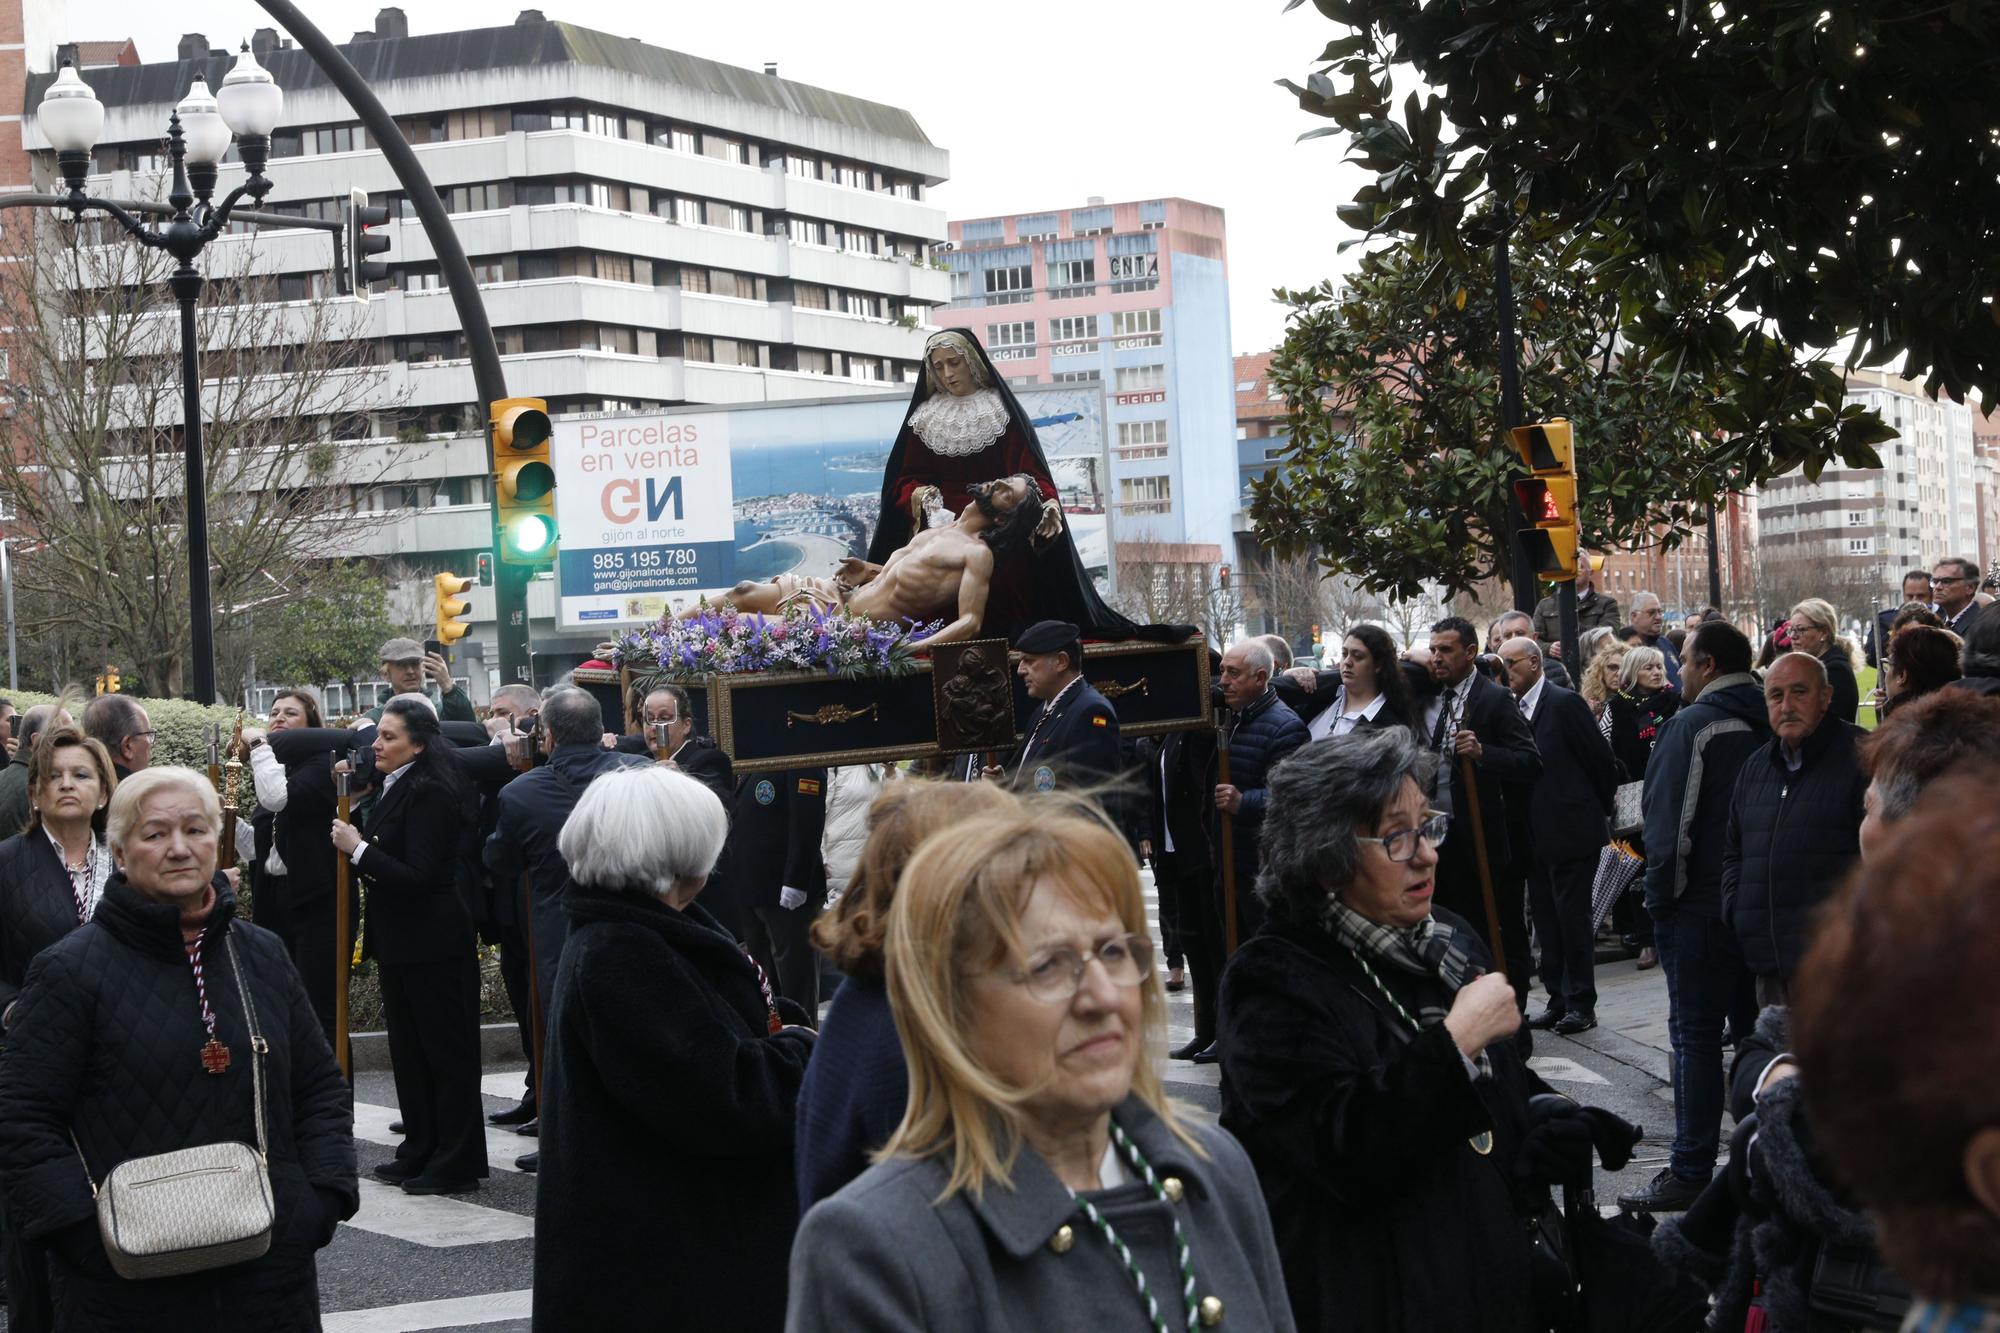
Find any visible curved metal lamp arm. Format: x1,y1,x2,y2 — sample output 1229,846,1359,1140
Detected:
65,194,167,250
197,180,264,244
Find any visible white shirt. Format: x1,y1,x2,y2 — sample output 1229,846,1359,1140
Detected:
45,828,111,922
1157,746,1175,856
1516,676,1547,725
1308,688,1387,743
1423,674,1476,816
348,765,409,865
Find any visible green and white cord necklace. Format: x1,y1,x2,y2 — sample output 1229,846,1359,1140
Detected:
1064,1122,1201,1332
1351,951,1496,1156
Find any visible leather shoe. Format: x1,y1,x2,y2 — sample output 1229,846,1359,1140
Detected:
514,1151,538,1173
400,1175,481,1196
487,1099,536,1127
1169,1037,1214,1061
1636,947,1659,970
514,1119,538,1138
1165,967,1185,993
1525,1007,1567,1030
1190,1043,1220,1066
388,1120,405,1134
1553,1011,1598,1035
371,1161,420,1185
1616,1167,1706,1213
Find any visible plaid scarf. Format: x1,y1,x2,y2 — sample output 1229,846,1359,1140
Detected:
1325,898,1492,1076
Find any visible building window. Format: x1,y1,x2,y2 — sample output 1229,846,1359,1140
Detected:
1117,420,1169,456
1112,309,1163,346
1109,253,1159,289
794,283,830,310
1846,510,1868,527
1048,315,1099,351
987,322,1036,361
682,335,714,363
1050,371,1097,384
1117,475,1173,512
786,154,822,179
1847,537,1874,554
1049,257,1096,295
1116,364,1166,392
795,349,831,375
1017,213,1059,242
844,292,882,319
983,265,1032,305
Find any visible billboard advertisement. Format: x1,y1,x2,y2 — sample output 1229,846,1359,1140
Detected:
553,386,1108,629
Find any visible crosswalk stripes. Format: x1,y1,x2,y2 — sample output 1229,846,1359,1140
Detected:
322,1290,533,1332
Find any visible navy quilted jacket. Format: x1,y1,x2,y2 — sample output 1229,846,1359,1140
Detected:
0,878,356,1331
1721,720,1868,980
1225,689,1309,881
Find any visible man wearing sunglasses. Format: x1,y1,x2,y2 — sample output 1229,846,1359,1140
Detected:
1931,557,1986,639
1497,636,1618,1034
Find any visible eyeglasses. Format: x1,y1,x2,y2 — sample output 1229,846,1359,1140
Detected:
1932,575,1970,586
1006,932,1153,1004
1356,810,1450,863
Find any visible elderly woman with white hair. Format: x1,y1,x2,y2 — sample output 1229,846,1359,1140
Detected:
533,765,816,1332
0,766,355,1331
1782,596,1861,724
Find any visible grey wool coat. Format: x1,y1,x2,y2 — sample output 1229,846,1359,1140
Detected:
785,1096,1296,1332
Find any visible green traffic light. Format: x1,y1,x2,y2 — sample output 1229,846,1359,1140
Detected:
508,512,556,557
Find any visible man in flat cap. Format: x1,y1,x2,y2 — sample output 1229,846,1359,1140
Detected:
370,637,477,723
984,620,1120,791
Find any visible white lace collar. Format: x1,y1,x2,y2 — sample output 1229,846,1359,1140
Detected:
908,387,1009,458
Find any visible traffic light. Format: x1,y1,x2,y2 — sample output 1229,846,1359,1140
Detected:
346,187,391,299
492,396,556,564
1509,419,1579,582
1310,623,1322,644
95,666,121,695
433,572,473,647
476,552,494,587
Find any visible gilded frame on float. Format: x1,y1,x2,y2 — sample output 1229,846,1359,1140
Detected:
612,635,1213,774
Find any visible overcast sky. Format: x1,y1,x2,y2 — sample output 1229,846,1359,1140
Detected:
106,0,1368,357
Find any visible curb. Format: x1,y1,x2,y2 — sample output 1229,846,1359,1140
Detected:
351,1021,524,1074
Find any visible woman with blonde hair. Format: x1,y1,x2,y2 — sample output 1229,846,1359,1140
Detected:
795,777,1013,1211
1783,597,1860,724
787,795,1293,1331
1581,637,1632,736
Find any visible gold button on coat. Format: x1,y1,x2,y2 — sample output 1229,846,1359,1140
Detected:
1199,1294,1225,1325
1161,1176,1184,1204
1048,1224,1074,1254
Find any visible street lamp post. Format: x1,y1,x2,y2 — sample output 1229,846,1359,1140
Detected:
37,50,284,704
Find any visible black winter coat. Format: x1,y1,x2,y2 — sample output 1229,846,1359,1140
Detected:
0,831,92,1020
533,883,816,1332
353,761,474,966
1607,687,1683,784
1819,648,1861,726
1222,689,1308,883
0,879,356,1331
1218,905,1547,1333
1722,721,1868,981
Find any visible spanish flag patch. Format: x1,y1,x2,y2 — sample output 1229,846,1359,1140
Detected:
797,778,822,795
1091,715,1108,727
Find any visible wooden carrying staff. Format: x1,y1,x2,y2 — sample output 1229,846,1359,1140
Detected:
1456,753,1509,976
208,723,242,872
332,759,353,1080
1216,710,1239,955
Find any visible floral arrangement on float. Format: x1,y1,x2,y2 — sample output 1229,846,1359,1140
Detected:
611,601,943,682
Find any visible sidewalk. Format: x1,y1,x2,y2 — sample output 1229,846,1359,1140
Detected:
1558,954,1673,1085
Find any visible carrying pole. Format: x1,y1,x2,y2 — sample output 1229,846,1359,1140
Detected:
1457,754,1508,976
332,760,353,1080
1216,711,1239,955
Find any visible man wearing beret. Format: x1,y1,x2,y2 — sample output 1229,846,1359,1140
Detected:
984,620,1120,790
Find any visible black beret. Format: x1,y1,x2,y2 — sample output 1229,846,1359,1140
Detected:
1014,620,1080,654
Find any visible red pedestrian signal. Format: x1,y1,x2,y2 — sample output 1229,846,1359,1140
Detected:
1509,420,1579,582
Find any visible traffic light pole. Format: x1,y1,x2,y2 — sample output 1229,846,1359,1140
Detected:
253,0,531,685
1492,206,1539,617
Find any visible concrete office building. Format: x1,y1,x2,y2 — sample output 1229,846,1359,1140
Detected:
939,197,1237,567
15,8,951,700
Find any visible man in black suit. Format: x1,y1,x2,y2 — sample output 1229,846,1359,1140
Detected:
618,684,734,801
1866,568,1934,667
1932,556,1987,639
1425,616,1543,1005
1138,727,1223,1062
725,767,827,1023
1498,635,1617,1033
983,620,1120,791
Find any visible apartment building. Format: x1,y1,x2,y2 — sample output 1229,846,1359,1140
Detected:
16,8,952,693
940,197,1237,564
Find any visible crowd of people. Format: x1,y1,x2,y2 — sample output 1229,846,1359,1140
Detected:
0,554,1990,1330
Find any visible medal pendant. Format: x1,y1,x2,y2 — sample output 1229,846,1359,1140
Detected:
766,1010,783,1035
201,1039,232,1074
1469,1130,1494,1155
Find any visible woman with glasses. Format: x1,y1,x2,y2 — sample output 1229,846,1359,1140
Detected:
1216,730,1638,1332
786,793,1295,1332
1783,597,1861,725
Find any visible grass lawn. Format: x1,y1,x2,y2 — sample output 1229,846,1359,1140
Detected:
1858,664,1880,730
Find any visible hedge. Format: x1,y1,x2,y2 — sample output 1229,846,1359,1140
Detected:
1,690,254,772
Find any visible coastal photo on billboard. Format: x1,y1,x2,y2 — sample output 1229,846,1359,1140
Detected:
554,387,1108,629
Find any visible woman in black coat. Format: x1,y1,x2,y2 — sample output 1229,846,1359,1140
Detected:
1218,731,1638,1332
534,765,816,1332
238,690,346,1047
0,766,355,1332
0,727,118,1333
331,698,484,1194
1606,645,1684,782
1784,598,1861,725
